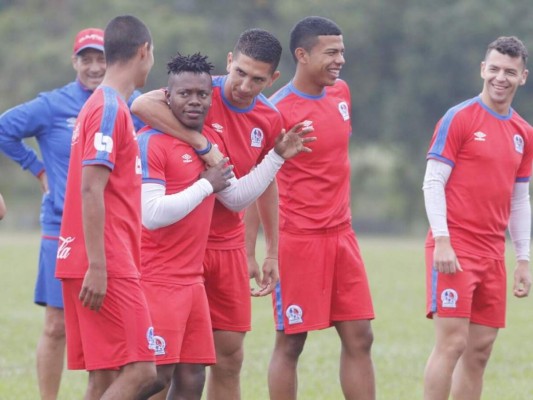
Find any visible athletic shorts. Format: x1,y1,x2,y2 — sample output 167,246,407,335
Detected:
141,280,215,365
203,247,251,331
34,236,63,308
62,278,155,371
273,226,375,334
425,247,506,328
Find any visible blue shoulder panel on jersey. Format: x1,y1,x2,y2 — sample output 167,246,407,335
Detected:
137,128,163,180
97,87,120,163
429,97,477,156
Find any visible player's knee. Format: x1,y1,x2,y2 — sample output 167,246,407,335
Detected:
217,347,244,373
278,334,306,359
43,315,66,341
437,334,468,359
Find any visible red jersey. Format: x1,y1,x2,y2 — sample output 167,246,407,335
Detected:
426,96,533,259
56,86,142,279
270,79,353,232
203,75,281,248
137,127,215,284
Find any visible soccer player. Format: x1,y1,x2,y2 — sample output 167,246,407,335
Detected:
422,36,531,400
131,28,295,399
0,26,143,400
55,15,160,399
138,52,313,400
246,16,376,399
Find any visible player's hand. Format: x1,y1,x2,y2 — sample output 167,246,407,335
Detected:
200,157,234,193
199,142,224,167
248,255,262,296
513,260,531,298
79,262,107,311
433,236,462,274
37,170,49,194
251,257,279,297
273,121,316,160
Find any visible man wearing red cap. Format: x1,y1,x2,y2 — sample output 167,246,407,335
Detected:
0,27,143,400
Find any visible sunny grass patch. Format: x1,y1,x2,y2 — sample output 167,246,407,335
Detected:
1,232,532,399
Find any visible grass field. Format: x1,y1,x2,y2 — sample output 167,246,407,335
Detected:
1,231,533,399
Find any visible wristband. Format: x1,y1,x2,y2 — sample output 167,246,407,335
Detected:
194,140,212,156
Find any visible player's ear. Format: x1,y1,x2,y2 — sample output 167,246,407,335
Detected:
519,68,528,86
268,70,281,87
226,52,233,73
294,47,308,64
71,54,79,72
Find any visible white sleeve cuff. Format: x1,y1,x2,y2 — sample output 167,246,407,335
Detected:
141,180,213,230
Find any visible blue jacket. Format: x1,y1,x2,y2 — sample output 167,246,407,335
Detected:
0,80,143,236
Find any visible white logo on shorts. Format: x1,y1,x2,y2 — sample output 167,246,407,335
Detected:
147,327,167,356
441,288,458,308
286,304,303,325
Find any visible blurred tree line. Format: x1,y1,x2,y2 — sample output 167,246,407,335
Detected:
0,0,532,234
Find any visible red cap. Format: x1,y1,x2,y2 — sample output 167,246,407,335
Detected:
73,28,104,55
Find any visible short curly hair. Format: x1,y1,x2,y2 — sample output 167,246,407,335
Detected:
167,52,214,75
486,36,528,66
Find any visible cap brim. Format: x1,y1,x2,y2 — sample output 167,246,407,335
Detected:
75,44,104,55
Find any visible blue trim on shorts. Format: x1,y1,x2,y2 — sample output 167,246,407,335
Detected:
274,282,284,331
430,268,438,313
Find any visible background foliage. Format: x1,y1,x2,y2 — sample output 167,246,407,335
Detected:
1,0,533,233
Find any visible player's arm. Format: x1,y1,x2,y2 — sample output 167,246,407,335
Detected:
508,181,532,298
142,158,233,230
0,193,6,220
253,182,279,296
79,165,110,311
244,202,261,291
215,122,315,211
422,158,462,274
130,89,222,166
0,97,50,184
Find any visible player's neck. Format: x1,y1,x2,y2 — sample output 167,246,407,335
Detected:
292,73,324,96
101,65,137,101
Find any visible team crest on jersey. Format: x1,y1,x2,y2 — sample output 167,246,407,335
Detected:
250,128,264,148
182,153,193,163
57,236,75,260
147,327,167,356
338,101,350,121
473,131,486,142
211,123,224,134
441,288,458,308
513,134,524,154
286,304,303,325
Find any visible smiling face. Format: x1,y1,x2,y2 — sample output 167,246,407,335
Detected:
224,52,280,108
166,71,212,131
295,34,345,95
480,49,528,114
71,48,106,90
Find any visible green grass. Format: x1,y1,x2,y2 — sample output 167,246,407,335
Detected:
1,232,533,399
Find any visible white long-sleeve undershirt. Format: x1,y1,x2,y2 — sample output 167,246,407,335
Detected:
142,148,284,230
422,158,531,261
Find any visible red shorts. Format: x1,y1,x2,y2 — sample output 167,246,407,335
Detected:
425,247,507,328
141,281,215,365
62,278,155,371
274,226,375,334
203,247,251,331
